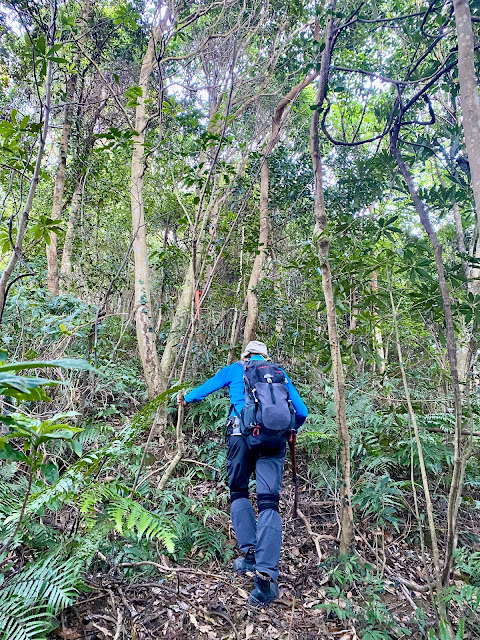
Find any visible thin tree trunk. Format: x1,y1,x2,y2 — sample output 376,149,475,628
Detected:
132,30,166,397
435,162,476,382
0,58,54,319
46,0,90,296
371,272,386,375
228,295,247,365
160,105,221,379
243,159,269,347
227,226,245,364
309,0,354,556
160,260,195,378
318,245,354,556
389,285,445,615
47,80,74,296
390,124,463,587
272,250,284,354
59,177,83,287
241,69,319,348
453,202,469,279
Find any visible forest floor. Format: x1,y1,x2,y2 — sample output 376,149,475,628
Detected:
52,469,476,640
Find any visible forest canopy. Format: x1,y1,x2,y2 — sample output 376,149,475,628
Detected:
1,0,480,638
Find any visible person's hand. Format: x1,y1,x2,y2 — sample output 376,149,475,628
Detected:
176,391,187,407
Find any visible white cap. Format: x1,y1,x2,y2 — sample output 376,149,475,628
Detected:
241,340,268,359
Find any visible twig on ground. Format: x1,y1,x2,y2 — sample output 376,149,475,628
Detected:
112,608,123,640
400,582,418,612
297,507,337,563
135,463,166,490
208,609,239,639
117,560,230,581
90,621,113,638
106,589,124,640
182,458,221,472
287,597,296,640
147,579,240,639
117,586,138,620
359,532,429,593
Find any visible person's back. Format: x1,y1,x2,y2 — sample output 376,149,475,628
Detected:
181,341,308,606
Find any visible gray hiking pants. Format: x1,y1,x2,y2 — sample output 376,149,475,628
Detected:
227,432,285,581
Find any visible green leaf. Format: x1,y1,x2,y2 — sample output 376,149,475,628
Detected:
439,620,450,640
0,442,27,461
0,121,15,137
41,462,59,484
0,358,94,373
358,344,370,360
34,34,46,55
0,372,59,400
72,438,83,457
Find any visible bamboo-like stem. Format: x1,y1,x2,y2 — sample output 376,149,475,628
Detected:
389,285,449,630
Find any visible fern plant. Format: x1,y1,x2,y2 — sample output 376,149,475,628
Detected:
353,473,405,531
79,483,176,551
0,555,83,640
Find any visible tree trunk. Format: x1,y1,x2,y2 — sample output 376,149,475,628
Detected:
390,124,463,586
436,166,476,381
242,159,269,347
160,259,195,378
390,285,446,615
132,31,166,397
227,226,246,364
47,80,74,296
453,0,480,237
0,58,54,320
228,295,247,365
241,68,319,348
453,202,469,279
318,241,354,556
59,178,83,287
309,0,354,556
272,251,284,355
46,0,90,296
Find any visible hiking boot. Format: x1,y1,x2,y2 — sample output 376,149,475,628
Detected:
233,548,255,575
248,571,279,606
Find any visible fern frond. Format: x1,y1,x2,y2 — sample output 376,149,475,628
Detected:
1,556,81,612
80,484,177,552
0,597,56,640
0,554,83,640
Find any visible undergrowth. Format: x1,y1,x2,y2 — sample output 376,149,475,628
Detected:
0,368,232,640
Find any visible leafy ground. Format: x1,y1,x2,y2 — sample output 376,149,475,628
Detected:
53,469,480,640
2,362,479,639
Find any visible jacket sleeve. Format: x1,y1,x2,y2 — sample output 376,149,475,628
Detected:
184,364,234,403
285,373,308,429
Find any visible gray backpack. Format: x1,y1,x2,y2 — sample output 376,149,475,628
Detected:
237,360,296,450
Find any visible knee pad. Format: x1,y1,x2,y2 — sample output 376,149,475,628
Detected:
257,493,280,513
230,490,249,503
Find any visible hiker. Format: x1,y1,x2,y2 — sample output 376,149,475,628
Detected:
178,340,308,606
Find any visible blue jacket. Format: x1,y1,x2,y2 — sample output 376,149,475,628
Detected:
185,355,308,429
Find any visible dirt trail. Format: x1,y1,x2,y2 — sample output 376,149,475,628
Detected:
54,487,443,640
